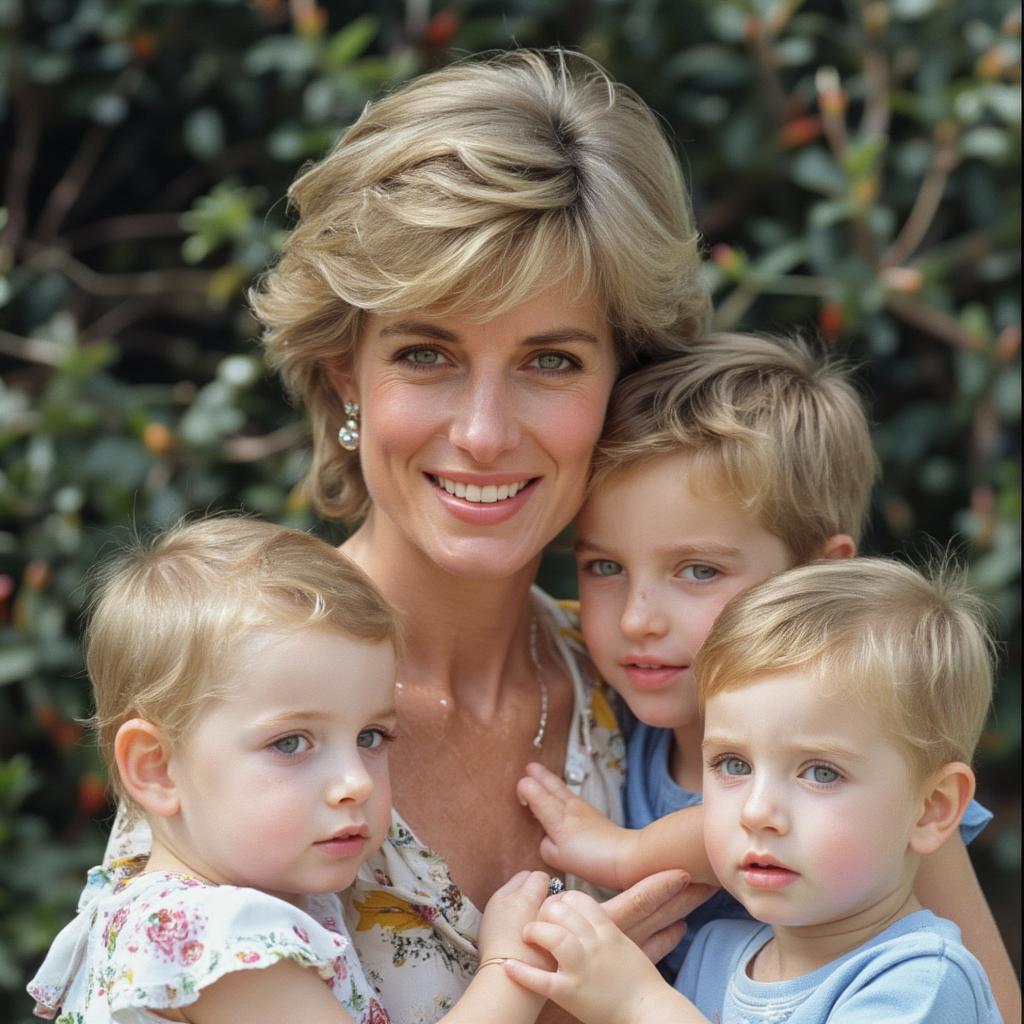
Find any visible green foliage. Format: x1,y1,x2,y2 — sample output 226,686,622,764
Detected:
1,0,1020,1015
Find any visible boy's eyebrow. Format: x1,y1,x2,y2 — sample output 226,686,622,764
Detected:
701,733,867,762
575,537,743,560
378,320,601,346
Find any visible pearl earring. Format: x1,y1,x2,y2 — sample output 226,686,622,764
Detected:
337,401,360,451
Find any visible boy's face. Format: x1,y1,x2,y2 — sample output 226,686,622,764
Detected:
167,628,397,901
576,454,793,730
702,670,922,930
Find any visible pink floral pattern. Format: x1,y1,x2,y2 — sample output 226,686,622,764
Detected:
28,862,389,1023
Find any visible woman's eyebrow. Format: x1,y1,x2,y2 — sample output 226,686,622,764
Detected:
377,321,601,346
379,320,459,341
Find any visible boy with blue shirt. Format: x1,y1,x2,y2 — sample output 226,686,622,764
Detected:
506,557,1001,1023
517,335,993,966
515,333,1014,1014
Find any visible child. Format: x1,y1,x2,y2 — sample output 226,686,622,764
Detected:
516,333,997,979
503,558,1001,1022
28,517,550,1024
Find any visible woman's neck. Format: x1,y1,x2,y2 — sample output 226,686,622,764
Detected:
341,515,543,709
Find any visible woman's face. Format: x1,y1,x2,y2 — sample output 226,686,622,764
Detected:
344,283,617,580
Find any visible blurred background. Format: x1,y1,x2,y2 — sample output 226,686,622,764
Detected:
0,0,1019,1017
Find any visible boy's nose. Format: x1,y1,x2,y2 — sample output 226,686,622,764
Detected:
619,586,670,640
740,780,788,835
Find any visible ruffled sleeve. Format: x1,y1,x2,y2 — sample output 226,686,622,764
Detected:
29,868,389,1022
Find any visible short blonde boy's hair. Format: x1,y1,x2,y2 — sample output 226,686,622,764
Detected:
251,49,709,522
592,332,878,563
695,558,995,776
86,517,399,812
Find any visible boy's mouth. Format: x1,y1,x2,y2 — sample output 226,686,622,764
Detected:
740,852,799,889
620,659,688,690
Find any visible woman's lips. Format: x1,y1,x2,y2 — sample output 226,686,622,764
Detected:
427,474,539,525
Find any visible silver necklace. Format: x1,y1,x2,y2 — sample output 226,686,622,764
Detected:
529,616,549,751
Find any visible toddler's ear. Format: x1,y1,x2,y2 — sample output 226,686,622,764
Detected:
909,762,975,856
817,534,856,560
114,718,180,818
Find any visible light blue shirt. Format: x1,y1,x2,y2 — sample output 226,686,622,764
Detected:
676,910,1002,1023
623,717,994,977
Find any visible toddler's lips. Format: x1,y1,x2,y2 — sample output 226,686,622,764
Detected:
740,853,799,889
620,660,688,690
315,827,369,858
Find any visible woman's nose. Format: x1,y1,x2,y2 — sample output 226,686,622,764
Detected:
740,779,788,835
619,585,670,640
448,372,522,464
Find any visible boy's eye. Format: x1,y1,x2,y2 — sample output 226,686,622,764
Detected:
273,734,311,755
586,559,623,577
800,764,841,785
719,756,751,777
680,564,719,582
357,728,388,750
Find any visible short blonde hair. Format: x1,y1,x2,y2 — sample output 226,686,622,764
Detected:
86,516,399,813
591,332,878,563
251,49,709,521
696,558,995,776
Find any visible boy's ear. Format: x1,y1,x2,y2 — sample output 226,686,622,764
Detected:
817,533,856,561
909,762,975,856
114,718,181,818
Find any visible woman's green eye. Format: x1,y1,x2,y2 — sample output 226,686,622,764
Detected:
536,352,568,371
409,349,441,365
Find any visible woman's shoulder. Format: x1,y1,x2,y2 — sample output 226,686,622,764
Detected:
28,865,361,1020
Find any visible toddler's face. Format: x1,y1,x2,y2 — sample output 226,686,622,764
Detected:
701,670,922,931
575,454,792,730
168,628,397,901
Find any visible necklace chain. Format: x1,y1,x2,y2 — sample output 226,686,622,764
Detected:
529,615,549,750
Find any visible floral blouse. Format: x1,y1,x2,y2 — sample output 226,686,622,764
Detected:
91,590,625,1024
28,858,389,1023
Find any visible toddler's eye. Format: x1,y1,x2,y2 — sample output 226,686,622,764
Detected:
357,728,388,750
273,735,310,755
720,757,751,777
586,559,623,577
801,764,840,785
681,564,719,582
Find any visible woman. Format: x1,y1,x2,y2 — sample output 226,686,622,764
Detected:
109,50,1017,1023
249,50,711,1023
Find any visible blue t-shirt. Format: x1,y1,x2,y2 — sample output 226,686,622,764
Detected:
675,910,1002,1023
624,717,994,977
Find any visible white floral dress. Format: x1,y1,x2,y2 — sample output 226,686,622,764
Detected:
91,591,625,1024
28,857,389,1023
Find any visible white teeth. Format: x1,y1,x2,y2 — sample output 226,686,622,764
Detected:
434,476,530,503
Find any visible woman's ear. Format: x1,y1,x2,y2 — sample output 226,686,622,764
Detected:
909,762,975,856
817,533,856,560
114,718,181,818
323,358,357,406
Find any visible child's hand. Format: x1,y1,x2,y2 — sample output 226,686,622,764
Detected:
477,869,554,971
517,762,638,890
504,891,694,1024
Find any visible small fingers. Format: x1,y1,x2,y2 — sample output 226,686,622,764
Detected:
638,919,687,964
502,958,560,1001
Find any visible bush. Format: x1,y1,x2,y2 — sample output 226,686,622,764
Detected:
1,0,1019,1016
